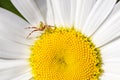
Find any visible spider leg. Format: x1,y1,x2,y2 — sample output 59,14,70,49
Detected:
26,29,39,39
25,27,38,29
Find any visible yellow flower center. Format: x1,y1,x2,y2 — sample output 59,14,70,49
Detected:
29,27,103,80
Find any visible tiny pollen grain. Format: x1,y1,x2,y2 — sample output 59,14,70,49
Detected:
29,24,103,80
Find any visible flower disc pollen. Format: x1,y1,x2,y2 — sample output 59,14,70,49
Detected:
29,27,103,80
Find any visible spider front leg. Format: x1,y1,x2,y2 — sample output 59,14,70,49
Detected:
25,22,46,39
26,26,46,39
25,26,38,29
26,29,39,39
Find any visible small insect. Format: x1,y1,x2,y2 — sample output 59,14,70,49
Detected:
26,22,54,38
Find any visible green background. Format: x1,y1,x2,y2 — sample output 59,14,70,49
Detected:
0,0,23,18
0,0,120,19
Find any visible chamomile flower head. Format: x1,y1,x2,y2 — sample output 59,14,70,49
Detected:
0,0,120,80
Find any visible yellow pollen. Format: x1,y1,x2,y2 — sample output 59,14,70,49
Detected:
29,27,103,80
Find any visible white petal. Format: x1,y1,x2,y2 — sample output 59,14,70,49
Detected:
0,38,30,59
75,0,96,30
51,0,64,26
11,72,32,80
11,0,44,25
82,0,116,36
46,0,54,25
100,1,120,28
35,0,47,21
0,61,30,80
108,1,120,19
100,39,120,77
103,57,120,75
0,60,28,70
35,0,54,25
92,10,120,47
0,8,34,45
101,39,120,60
70,0,77,26
56,0,71,26
101,73,120,80
102,62,120,76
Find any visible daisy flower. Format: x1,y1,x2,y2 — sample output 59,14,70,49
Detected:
0,0,120,80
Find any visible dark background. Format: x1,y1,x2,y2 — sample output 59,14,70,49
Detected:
0,0,120,19
0,0,23,17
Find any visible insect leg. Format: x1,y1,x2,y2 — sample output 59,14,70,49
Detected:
26,30,39,39
25,27,38,29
